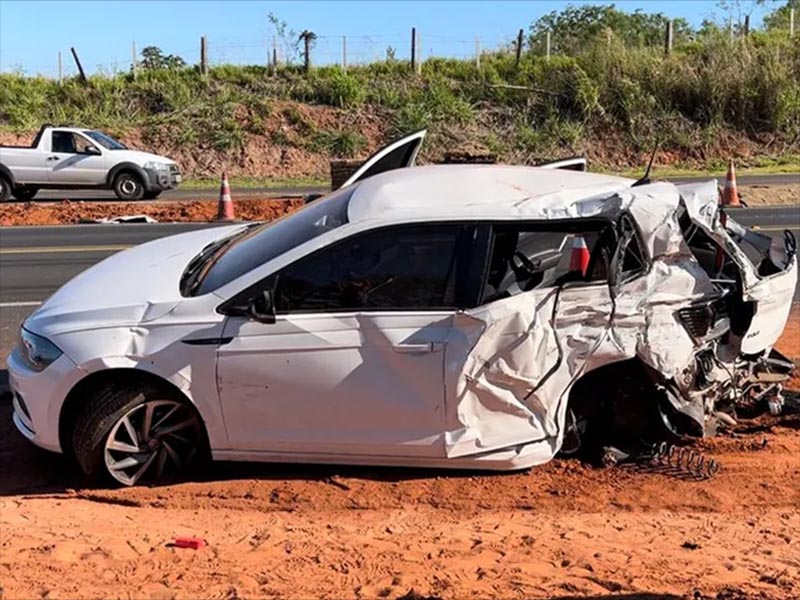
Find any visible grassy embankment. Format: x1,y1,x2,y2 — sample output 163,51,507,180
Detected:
1,29,798,181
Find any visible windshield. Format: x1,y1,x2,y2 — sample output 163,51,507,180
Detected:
191,186,355,295
83,130,127,150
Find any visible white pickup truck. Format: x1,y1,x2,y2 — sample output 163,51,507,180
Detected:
0,125,181,201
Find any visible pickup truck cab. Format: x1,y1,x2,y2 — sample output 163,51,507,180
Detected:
0,124,181,201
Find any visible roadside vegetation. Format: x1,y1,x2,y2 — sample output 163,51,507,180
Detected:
1,3,798,178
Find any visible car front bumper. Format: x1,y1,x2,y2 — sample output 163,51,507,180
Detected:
7,347,83,454
144,165,182,192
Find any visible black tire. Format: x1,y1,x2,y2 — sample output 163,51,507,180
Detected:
72,382,208,486
12,186,38,201
113,171,146,201
143,190,162,200
0,175,10,202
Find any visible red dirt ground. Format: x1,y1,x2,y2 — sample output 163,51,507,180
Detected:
1,312,799,599
0,197,304,227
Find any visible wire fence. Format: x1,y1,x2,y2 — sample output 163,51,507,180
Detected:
0,29,518,79
2,11,796,81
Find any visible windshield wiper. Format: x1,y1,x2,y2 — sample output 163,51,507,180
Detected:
180,224,260,296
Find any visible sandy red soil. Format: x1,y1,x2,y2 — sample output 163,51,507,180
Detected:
0,197,304,227
1,312,799,599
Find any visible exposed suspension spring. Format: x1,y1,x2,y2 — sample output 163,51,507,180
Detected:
647,441,720,480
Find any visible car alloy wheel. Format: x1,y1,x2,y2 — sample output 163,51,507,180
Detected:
103,399,201,486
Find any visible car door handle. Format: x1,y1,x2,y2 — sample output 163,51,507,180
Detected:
393,342,435,353
46,156,60,161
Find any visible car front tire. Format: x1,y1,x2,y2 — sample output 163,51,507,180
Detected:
12,186,38,201
72,383,207,486
113,172,146,201
143,190,162,200
0,176,11,202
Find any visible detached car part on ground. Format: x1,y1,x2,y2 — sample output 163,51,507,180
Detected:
0,124,181,201
8,131,797,486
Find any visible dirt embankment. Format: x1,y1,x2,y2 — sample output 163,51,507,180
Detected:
0,197,304,227
1,312,799,600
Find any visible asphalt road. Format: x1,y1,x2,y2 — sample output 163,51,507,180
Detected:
25,172,799,202
0,206,797,305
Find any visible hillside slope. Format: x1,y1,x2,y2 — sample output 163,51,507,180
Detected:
2,32,798,179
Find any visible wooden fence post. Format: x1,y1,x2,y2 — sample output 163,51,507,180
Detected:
300,30,313,73
743,15,750,37
132,41,138,79
475,36,481,70
200,36,208,75
515,28,523,65
664,20,673,55
411,27,417,73
342,35,347,71
70,47,87,84
790,8,795,37
272,36,278,71
545,30,551,61
58,51,63,83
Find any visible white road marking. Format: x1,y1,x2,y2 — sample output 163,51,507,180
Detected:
0,301,42,308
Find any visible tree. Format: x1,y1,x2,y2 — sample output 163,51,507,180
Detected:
762,0,799,31
139,46,186,70
268,12,302,65
528,4,694,54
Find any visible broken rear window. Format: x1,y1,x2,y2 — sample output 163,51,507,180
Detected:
480,221,618,304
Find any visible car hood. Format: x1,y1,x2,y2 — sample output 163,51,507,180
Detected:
25,225,244,337
118,150,178,166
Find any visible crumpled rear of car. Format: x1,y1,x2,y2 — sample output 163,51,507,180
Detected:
435,179,796,468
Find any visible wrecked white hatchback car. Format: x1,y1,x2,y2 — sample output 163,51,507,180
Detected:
8,132,797,486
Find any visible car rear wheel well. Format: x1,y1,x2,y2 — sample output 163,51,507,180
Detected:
59,369,206,459
564,358,671,458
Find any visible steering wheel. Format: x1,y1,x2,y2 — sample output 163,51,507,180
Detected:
511,251,539,277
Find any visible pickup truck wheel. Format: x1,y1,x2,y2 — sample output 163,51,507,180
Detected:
113,172,145,201
12,186,38,201
0,176,10,202
143,191,162,200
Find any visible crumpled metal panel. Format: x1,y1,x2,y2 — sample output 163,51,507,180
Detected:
439,180,795,462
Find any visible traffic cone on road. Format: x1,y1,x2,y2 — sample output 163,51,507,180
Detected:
569,235,590,276
216,173,236,221
721,160,741,207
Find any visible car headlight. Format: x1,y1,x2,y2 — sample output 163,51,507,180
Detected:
143,161,170,172
19,328,62,371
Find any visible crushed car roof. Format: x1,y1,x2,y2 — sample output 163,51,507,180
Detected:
347,164,635,223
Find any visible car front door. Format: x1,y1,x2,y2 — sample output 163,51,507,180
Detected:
47,131,107,184
216,223,471,458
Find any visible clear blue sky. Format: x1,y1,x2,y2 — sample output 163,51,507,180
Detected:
0,0,775,76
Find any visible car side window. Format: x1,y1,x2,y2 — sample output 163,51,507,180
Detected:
481,223,615,304
52,132,95,154
273,225,464,312
51,132,77,154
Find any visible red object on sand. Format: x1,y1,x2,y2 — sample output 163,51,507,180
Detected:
174,537,205,549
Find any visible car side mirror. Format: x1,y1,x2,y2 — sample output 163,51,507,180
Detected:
84,145,101,155
248,290,276,324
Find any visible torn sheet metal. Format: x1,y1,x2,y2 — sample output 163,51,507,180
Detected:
438,181,795,464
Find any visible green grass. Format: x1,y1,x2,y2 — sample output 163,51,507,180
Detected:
181,175,328,189
603,157,800,179
1,28,797,177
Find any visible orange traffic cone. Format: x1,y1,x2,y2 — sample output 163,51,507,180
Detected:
569,235,590,276
721,160,741,207
216,173,236,221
